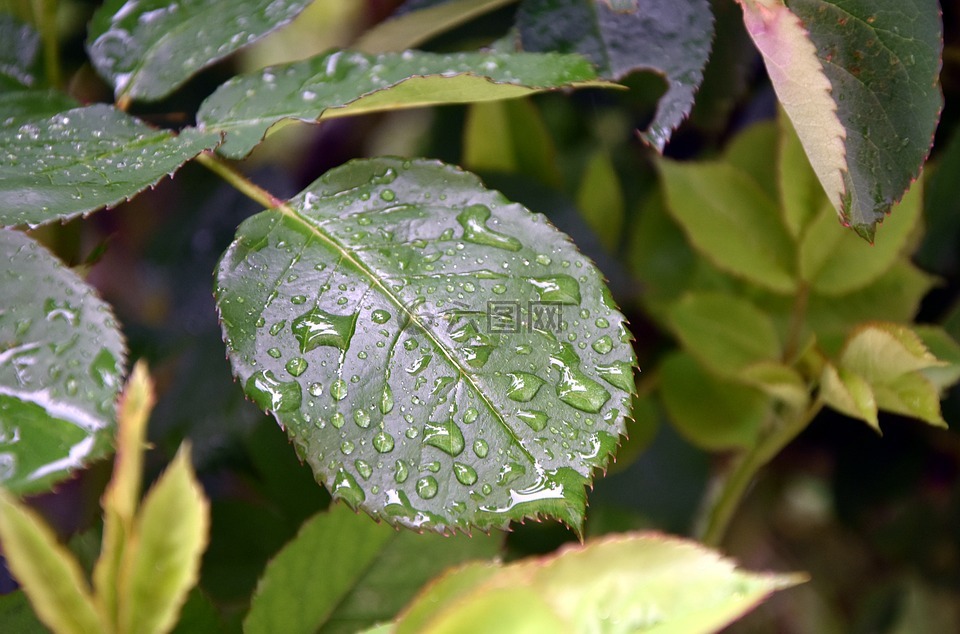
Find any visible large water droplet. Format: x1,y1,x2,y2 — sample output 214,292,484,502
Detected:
506,372,545,402
473,439,489,458
457,204,521,251
354,409,371,428
527,275,581,304
516,409,548,431
453,463,478,486
550,343,610,413
331,379,348,401
394,459,409,483
245,370,302,412
423,419,465,456
89,349,119,390
416,475,439,499
596,361,635,391
497,462,525,486
355,459,373,480
592,336,613,354
406,354,432,374
333,469,365,506
371,309,391,324
380,384,394,414
463,407,479,424
285,357,308,376
291,307,358,353
373,430,395,453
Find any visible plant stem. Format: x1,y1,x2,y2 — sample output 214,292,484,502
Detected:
698,397,823,548
31,0,61,89
195,152,285,209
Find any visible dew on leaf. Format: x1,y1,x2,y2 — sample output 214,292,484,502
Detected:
355,459,373,480
473,439,489,458
380,384,394,414
291,307,358,353
423,419,465,456
592,336,614,354
354,409,371,428
516,409,548,432
341,440,355,455
550,343,610,413
333,469,365,506
394,460,409,483
596,361,635,391
371,309,391,324
454,462,478,486
331,412,345,428
506,372,546,402
527,275,582,304
373,430,395,453
463,407,479,424
246,370,302,412
457,204,521,251
267,347,282,358
269,320,285,335
331,379,348,401
416,476,439,499
285,357,308,376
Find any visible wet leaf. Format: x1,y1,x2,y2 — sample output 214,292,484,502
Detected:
391,532,805,633
742,0,942,238
516,0,714,150
216,158,636,533
87,0,313,102
245,504,502,634
0,488,103,634
356,0,518,53
0,14,40,90
199,48,611,159
0,96,219,228
0,230,126,494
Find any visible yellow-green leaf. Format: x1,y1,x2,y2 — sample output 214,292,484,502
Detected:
575,148,625,251
820,362,878,430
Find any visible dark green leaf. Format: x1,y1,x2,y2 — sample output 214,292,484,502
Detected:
516,0,713,150
245,504,502,634
87,0,313,102
659,352,768,450
0,591,47,634
198,48,610,159
216,158,636,533
0,97,219,227
786,0,941,236
0,89,78,122
0,14,40,90
0,230,126,494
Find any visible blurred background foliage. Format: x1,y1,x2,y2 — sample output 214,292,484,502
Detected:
5,0,960,631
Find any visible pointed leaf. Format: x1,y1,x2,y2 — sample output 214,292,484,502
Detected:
245,504,502,634
216,158,636,533
0,15,40,89
87,0,313,102
517,0,714,150
840,323,944,385
94,362,155,630
0,488,103,634
657,158,797,293
0,98,219,228
392,533,805,633
0,230,126,494
778,111,831,238
821,362,879,430
743,0,942,237
198,49,611,159
659,352,768,450
873,372,947,428
356,0,518,53
913,326,960,390
118,445,209,634
668,292,782,378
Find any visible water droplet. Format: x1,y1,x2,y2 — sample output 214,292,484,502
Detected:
550,343,610,413
416,476,439,499
596,361,635,391
461,346,493,368
506,372,545,402
373,430,395,453
592,336,613,354
515,344,532,355
269,320,286,335
308,382,323,396
406,354,432,374
371,309,391,324
89,349,119,390
246,370,302,412
527,275,582,304
481,483,493,495
423,419,465,456
291,295,307,305
286,357,308,376
341,440,355,455
536,254,552,265
332,412,345,428
355,459,373,480
492,284,507,294
473,439,489,458
292,308,358,353
331,379,348,401
333,469,365,506
403,338,419,351
454,463,478,486
457,204,521,251
380,189,396,202
516,409,548,431
497,462,526,486
354,409,371,428
267,347,281,358
595,317,609,328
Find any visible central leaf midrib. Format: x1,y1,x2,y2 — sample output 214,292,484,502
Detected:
275,203,535,464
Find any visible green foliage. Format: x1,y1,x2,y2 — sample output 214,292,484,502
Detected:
0,0,955,631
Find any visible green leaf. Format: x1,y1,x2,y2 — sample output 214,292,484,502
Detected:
778,111,829,238
0,14,40,89
0,88,78,121
657,158,797,293
0,488,103,634
0,97,219,228
820,362,879,429
575,148,625,251
0,591,47,633
86,0,313,102
913,326,960,391
668,292,781,378
356,0,519,53
0,229,126,494
738,361,810,410
198,48,611,159
391,532,805,633
245,504,502,634
216,157,636,533
798,173,922,295
462,99,562,187
745,0,942,238
516,0,714,150
119,445,209,634
659,352,768,450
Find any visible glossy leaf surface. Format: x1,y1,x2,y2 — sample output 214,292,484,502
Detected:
0,97,219,227
245,504,501,633
87,0,313,101
516,0,713,150
216,158,636,533
198,48,610,158
391,532,804,633
0,230,126,494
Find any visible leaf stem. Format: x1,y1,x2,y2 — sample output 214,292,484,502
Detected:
195,152,284,209
30,0,61,89
697,397,823,548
